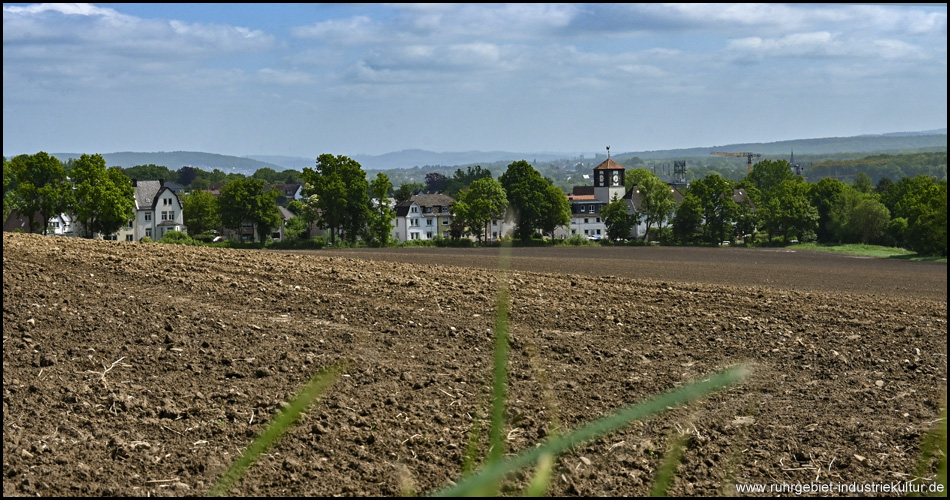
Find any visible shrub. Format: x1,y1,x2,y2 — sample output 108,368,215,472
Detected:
160,230,195,245
557,234,594,246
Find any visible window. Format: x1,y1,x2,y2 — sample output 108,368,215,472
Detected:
426,219,433,226
161,211,169,221
584,218,589,224
410,232,419,240
163,198,172,206
424,207,432,214
441,206,449,213
126,235,133,242
442,219,449,225
145,212,152,222
579,206,586,213
410,206,418,213
426,231,433,239
596,218,601,223
168,211,175,220
145,228,152,238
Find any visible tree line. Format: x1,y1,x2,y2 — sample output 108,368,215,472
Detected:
4,151,946,256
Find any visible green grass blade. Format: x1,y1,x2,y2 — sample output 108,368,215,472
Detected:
430,364,749,497
521,453,554,497
650,432,690,497
207,361,346,497
488,241,512,466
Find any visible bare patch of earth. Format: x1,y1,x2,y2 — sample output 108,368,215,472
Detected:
4,233,946,496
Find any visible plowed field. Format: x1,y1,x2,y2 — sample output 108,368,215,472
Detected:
3,232,946,496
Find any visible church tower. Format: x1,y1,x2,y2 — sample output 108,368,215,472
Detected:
593,146,625,202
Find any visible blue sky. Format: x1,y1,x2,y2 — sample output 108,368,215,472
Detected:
3,3,946,159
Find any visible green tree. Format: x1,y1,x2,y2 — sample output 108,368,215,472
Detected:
177,166,199,186
774,179,818,243
182,190,221,236
283,216,309,240
672,194,703,244
71,154,135,238
688,174,739,245
850,197,891,244
880,175,947,255
123,164,176,184
853,172,873,194
366,173,396,247
629,170,676,241
809,178,848,243
453,177,508,242
539,183,571,237
499,160,569,241
7,152,73,234
600,194,632,242
302,154,370,245
745,159,794,196
394,182,424,203
444,165,493,196
218,177,282,242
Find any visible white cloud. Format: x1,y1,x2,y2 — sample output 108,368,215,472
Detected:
3,2,276,90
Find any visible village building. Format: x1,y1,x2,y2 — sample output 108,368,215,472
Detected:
392,193,455,242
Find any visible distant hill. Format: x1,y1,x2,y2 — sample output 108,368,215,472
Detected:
247,149,583,171
51,151,284,174
46,130,946,176
615,131,947,161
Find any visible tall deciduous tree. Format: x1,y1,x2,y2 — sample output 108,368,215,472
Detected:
8,152,73,234
629,170,676,240
452,177,507,242
302,154,370,245
218,177,281,242
182,190,221,236
672,194,703,244
688,174,739,245
600,194,632,242
71,154,135,238
499,160,569,241
394,182,424,203
809,177,848,243
745,159,794,196
366,173,396,247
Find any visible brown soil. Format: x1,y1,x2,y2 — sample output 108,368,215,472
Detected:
3,232,946,497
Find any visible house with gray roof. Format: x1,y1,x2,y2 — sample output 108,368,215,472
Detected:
392,193,455,242
133,180,186,241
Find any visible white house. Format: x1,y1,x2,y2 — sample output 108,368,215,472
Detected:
392,193,455,242
133,180,186,241
2,211,74,236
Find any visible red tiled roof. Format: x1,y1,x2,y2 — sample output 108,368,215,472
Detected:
593,158,625,170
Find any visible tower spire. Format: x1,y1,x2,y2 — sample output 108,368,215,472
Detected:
606,145,610,160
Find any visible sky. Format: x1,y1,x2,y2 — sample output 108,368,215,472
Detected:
3,3,947,159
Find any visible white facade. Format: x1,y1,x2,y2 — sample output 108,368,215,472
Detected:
134,181,186,241
392,194,455,243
